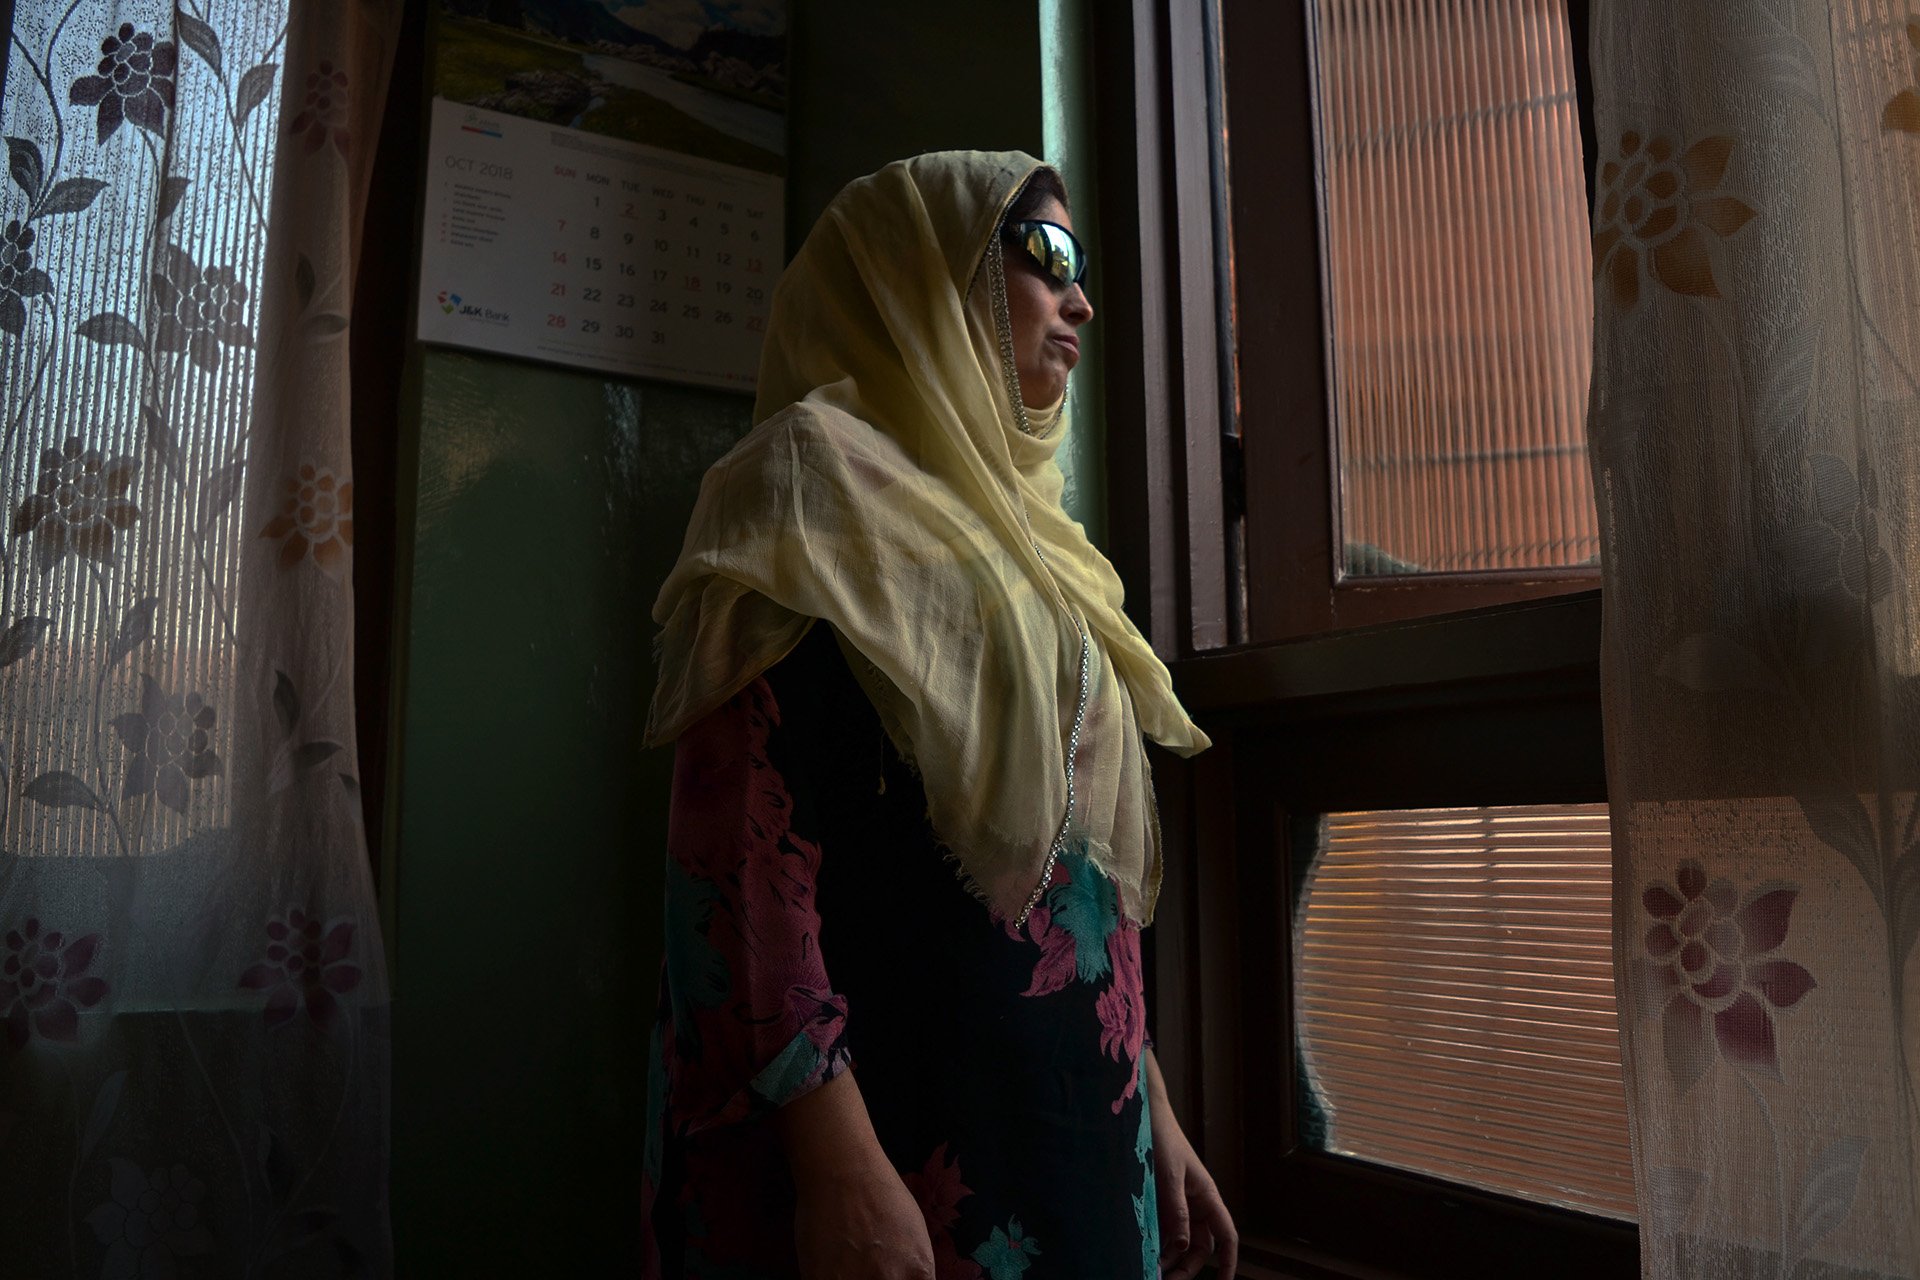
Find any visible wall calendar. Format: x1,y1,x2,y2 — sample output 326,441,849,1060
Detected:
415,96,781,390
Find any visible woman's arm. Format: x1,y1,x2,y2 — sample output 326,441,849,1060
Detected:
1145,1047,1240,1279
657,674,851,1126
776,1070,935,1280
658,670,928,1278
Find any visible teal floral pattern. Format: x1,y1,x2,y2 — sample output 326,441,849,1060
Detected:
1131,1052,1160,1278
972,1218,1042,1279
1047,845,1118,982
748,1029,826,1105
664,858,729,1058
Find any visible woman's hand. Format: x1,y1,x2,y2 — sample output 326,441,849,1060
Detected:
791,1156,936,1280
777,1070,936,1280
1145,1049,1239,1279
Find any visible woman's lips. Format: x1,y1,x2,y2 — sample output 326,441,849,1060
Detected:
1050,334,1080,363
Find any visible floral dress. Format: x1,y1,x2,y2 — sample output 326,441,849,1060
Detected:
641,623,1159,1280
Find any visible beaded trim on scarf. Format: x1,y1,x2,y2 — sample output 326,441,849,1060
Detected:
986,235,1040,437
984,229,1093,926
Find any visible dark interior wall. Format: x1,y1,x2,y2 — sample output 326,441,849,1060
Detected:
784,0,1105,538
384,3,1056,1273
785,0,1045,248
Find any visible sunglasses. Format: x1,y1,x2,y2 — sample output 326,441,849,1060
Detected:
1005,220,1089,289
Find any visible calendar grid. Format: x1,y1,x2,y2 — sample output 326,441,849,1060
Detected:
418,97,782,390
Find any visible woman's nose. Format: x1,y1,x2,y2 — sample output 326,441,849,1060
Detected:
1063,282,1094,325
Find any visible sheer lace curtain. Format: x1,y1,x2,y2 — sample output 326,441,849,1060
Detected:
1589,2,1920,1276
0,0,397,1274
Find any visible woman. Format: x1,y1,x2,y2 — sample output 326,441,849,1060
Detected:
641,151,1236,1280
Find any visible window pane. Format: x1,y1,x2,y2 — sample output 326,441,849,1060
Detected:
1294,805,1635,1220
1310,1,1598,576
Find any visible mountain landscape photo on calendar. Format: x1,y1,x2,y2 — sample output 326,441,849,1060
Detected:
436,0,788,173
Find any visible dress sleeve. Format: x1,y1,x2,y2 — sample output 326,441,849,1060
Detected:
658,666,852,1135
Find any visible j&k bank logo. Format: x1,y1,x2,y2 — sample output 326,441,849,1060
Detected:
436,288,508,325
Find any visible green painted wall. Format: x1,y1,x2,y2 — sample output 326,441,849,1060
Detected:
387,353,745,1273
386,3,1099,1271
1042,0,1108,543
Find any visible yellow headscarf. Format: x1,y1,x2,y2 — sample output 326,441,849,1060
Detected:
645,150,1209,924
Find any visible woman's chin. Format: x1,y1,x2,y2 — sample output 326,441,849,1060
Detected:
1022,376,1068,411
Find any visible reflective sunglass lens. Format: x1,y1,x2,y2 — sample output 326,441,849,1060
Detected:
1023,228,1062,283
1021,224,1083,286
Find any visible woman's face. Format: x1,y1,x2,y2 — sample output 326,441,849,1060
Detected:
1002,195,1094,410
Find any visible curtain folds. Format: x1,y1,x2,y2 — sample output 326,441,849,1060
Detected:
1,1,398,1273
1591,2,1920,1276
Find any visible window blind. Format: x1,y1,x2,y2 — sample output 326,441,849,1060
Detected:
1308,0,1598,576
1295,805,1635,1220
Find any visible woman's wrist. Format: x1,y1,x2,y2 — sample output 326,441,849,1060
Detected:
1142,1047,1182,1131
774,1068,893,1181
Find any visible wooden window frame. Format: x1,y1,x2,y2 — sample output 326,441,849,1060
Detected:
1093,2,1630,1275
349,0,427,886
1097,0,1603,658
1226,0,1604,643
1095,0,1238,657
1146,594,1633,1278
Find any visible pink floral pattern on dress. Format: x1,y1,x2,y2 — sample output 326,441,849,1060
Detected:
1096,922,1147,1112
727,682,828,954
660,676,847,1131
905,1143,984,1280
1013,849,1147,1112
1014,894,1078,998
1642,860,1817,1091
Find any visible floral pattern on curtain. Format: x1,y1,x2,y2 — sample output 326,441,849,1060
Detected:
0,0,397,1274
1590,2,1920,1276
